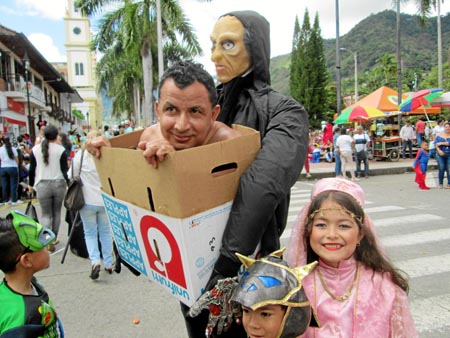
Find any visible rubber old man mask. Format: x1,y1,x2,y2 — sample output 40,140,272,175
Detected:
210,15,251,84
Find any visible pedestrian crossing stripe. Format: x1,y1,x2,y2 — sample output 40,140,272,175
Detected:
395,253,450,279
374,214,444,228
410,293,450,331
365,205,405,213
288,199,312,207
381,228,450,247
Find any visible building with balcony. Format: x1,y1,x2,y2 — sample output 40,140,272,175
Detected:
0,24,82,143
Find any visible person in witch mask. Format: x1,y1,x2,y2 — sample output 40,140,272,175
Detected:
184,11,309,338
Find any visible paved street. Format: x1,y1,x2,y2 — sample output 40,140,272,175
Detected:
1,169,449,337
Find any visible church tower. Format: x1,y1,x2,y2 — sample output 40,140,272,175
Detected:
64,0,101,131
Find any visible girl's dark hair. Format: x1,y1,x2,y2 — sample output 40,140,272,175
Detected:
304,191,409,293
42,125,59,165
0,218,24,273
2,137,15,160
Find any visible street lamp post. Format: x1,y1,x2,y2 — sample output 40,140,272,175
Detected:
340,47,358,103
67,94,72,129
86,112,90,132
335,0,342,115
22,52,35,142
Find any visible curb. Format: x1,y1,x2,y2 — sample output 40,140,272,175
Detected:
298,163,438,180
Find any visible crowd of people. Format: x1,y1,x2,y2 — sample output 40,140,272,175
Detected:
0,118,138,207
304,123,371,181
304,117,450,191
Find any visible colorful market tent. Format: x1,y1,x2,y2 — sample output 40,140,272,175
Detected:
344,86,441,115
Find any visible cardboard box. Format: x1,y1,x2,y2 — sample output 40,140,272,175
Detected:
95,125,260,218
94,125,260,305
102,193,232,306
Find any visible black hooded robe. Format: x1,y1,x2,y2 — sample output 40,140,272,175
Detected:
183,10,309,338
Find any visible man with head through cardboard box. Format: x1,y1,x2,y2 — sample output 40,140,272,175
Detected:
87,60,241,166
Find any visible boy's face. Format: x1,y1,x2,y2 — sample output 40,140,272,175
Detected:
242,304,286,338
421,142,429,150
17,248,51,273
30,248,51,271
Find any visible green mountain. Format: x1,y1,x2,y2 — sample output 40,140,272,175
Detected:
270,10,450,95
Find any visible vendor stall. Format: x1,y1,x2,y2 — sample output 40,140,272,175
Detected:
373,136,401,161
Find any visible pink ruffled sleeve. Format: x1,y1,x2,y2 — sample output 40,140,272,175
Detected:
390,287,418,338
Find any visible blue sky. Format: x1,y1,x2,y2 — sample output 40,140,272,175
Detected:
0,0,67,62
1,0,449,71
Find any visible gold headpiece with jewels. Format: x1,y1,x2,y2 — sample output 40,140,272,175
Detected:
308,207,364,224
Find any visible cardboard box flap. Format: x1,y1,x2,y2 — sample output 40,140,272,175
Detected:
95,125,260,218
109,129,144,148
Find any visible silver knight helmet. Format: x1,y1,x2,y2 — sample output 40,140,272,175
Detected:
231,249,317,338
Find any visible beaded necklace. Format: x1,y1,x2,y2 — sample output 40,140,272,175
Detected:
312,263,361,338
317,263,360,301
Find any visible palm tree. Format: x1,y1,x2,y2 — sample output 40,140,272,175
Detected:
95,37,142,120
375,54,398,86
391,0,410,125
392,0,408,107
415,0,444,88
75,0,202,124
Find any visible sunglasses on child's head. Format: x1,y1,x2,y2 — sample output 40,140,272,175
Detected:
9,210,56,251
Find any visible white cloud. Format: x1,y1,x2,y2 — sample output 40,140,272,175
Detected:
0,5,21,16
17,0,65,20
28,33,67,62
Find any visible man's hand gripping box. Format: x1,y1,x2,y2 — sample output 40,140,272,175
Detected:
94,125,260,306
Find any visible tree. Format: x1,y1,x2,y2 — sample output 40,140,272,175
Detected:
75,0,202,124
290,10,330,128
421,60,450,89
290,16,302,104
93,4,144,120
374,54,398,87
290,11,310,107
308,13,330,122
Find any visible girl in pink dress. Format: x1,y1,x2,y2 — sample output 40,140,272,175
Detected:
286,178,417,338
